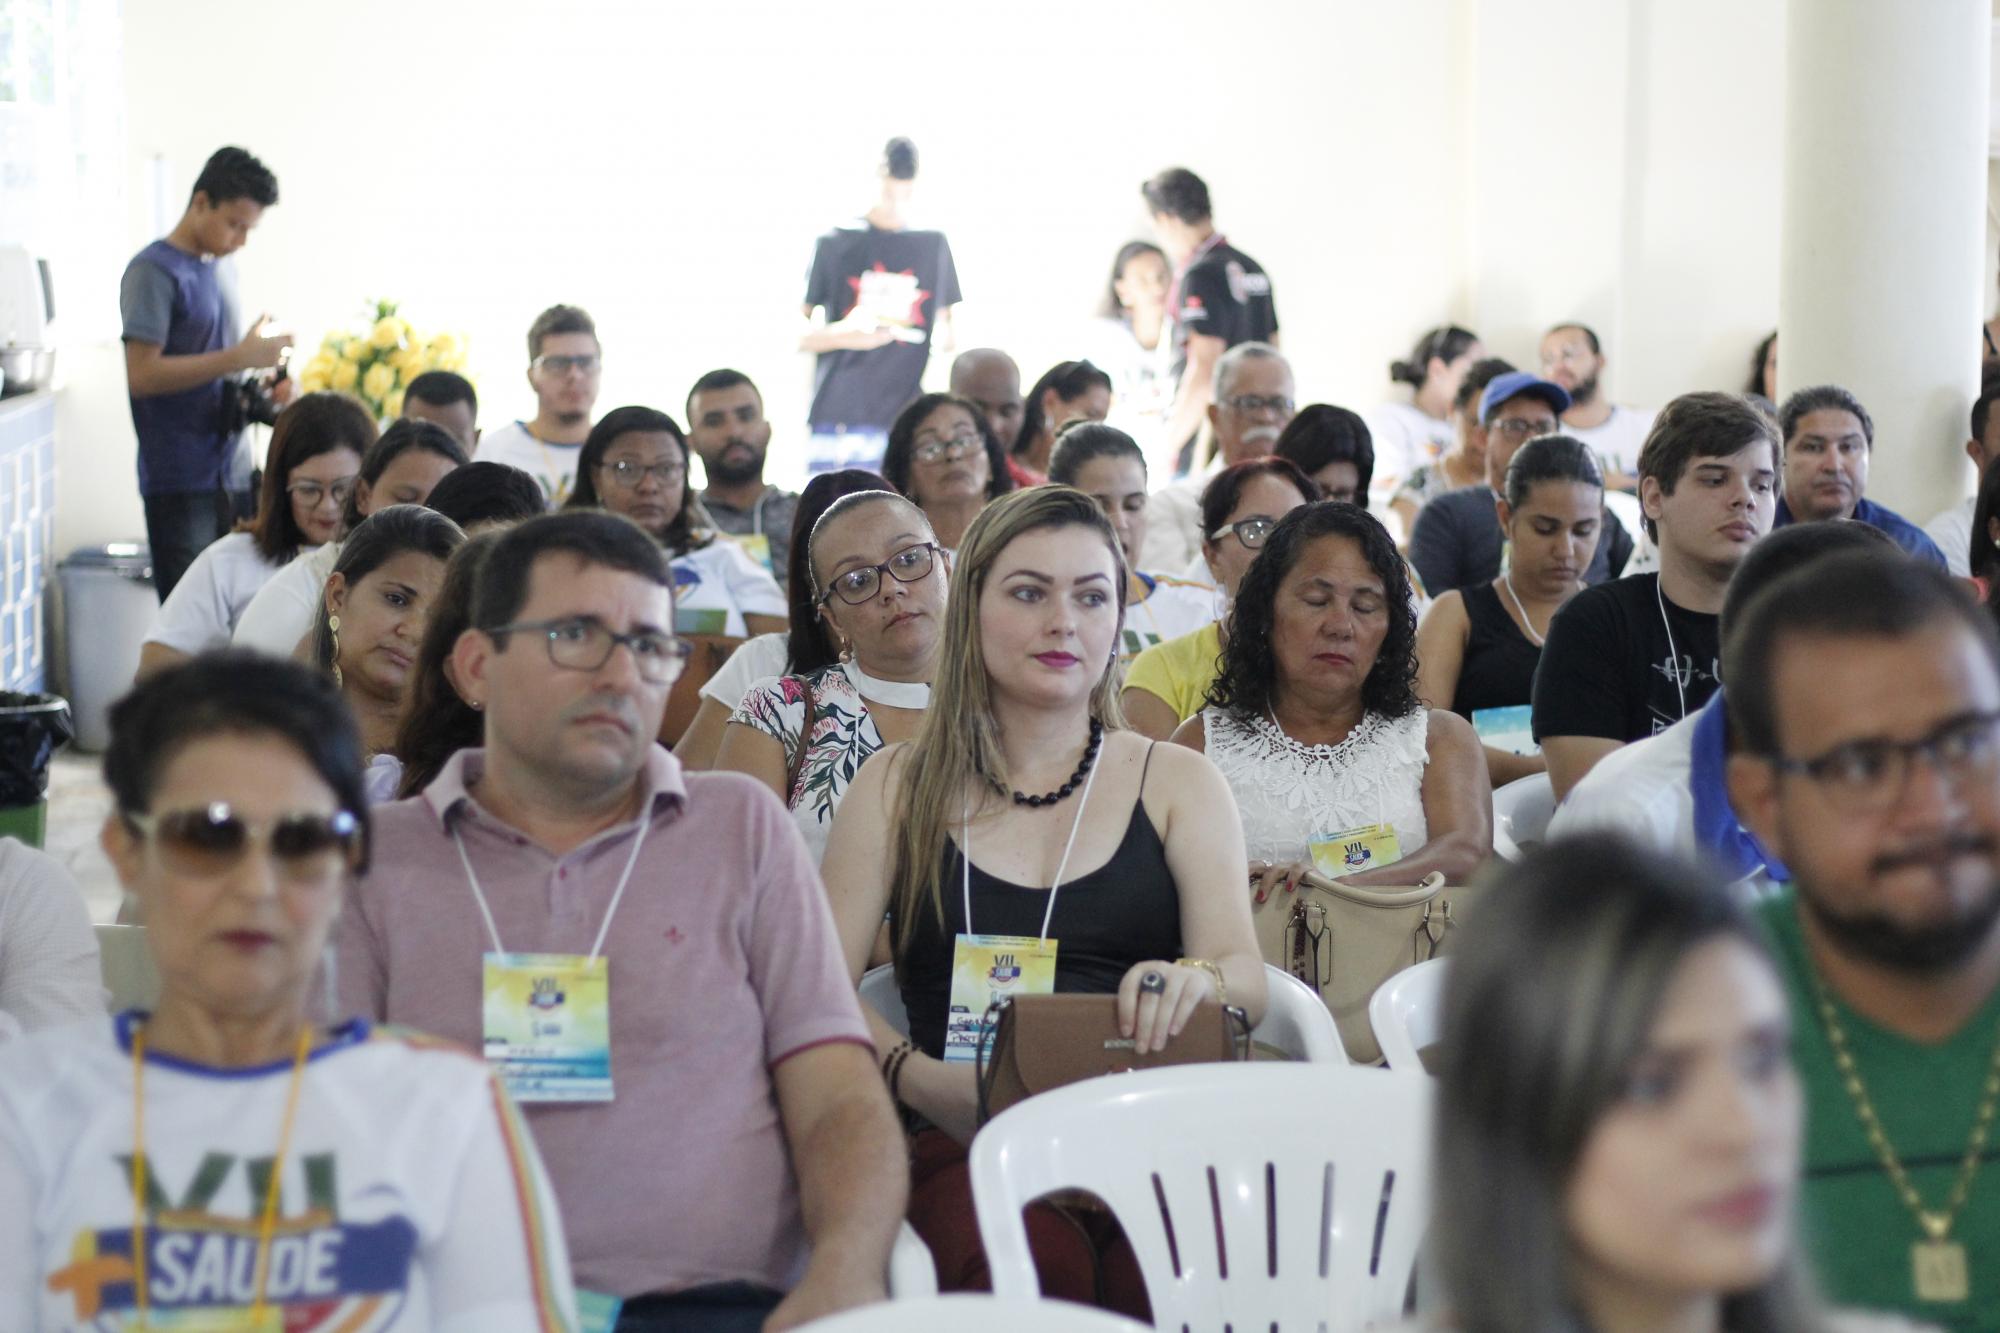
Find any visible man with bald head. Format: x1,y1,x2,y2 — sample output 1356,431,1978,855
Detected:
1138,341,1295,571
949,349,1024,451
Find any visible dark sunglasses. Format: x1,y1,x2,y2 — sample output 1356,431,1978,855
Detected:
124,804,362,878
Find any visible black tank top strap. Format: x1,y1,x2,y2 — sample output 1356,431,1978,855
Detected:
1139,740,1157,795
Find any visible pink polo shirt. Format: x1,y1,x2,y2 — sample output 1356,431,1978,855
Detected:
333,745,871,1299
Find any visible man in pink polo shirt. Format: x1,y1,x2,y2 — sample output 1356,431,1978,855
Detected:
334,511,905,1332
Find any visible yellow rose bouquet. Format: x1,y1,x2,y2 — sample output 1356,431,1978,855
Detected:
295,299,471,422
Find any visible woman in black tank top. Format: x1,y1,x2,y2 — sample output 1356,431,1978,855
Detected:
818,488,1267,1313
1415,435,1605,788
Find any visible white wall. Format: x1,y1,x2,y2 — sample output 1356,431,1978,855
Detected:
59,0,1809,553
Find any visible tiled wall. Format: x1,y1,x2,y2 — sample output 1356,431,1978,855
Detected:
0,392,55,694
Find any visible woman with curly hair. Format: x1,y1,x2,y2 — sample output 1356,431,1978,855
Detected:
1169,501,1490,899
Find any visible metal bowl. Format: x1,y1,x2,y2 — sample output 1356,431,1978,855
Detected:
0,344,54,393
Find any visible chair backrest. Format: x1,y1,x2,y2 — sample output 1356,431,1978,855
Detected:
794,1293,1149,1333
1369,957,1449,1074
1252,965,1347,1064
1492,773,1557,860
859,964,909,1037
95,924,158,1012
971,1063,1433,1331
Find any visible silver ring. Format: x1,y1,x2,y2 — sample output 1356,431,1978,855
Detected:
1140,971,1167,995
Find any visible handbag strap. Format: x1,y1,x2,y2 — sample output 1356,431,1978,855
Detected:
1295,869,1446,908
974,996,1011,1124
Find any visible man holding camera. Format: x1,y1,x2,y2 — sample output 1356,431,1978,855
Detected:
121,146,292,599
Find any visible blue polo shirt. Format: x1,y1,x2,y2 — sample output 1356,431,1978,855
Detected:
1773,497,1948,569
119,239,244,497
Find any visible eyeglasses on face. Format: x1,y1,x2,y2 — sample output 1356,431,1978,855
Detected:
600,459,686,489
1208,515,1278,550
912,431,982,464
1768,711,2000,814
287,475,359,507
1223,394,1294,417
532,353,602,376
124,804,361,879
818,542,940,607
488,615,691,684
1490,417,1557,441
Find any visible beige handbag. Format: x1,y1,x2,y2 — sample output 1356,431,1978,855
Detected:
1248,871,1479,1063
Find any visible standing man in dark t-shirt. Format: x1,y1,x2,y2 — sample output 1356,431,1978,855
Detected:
1143,167,1278,476
800,137,961,476
1532,391,1780,801
120,146,291,599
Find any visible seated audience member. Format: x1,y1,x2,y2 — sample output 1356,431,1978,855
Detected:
310,506,466,801
233,417,467,657
1008,359,1113,487
393,531,503,799
1747,329,1778,404
1139,342,1297,572
1366,325,1484,508
0,655,576,1329
716,491,945,863
419,459,550,533
1273,403,1374,507
947,348,1025,457
1929,372,2000,578
881,392,1015,553
1776,384,1948,568
402,368,480,452
141,393,377,678
475,303,600,506
1122,458,1317,740
1084,242,1175,464
0,838,101,1036
687,369,799,589
1726,552,2000,1326
1540,322,1656,489
819,487,1267,1310
1408,370,1633,597
1417,435,1604,788
1972,457,2000,605
1433,835,1824,1333
675,470,893,771
1388,356,1515,541
1533,391,1780,801
337,512,904,1327
1048,423,1214,662
564,405,787,639
1549,521,1899,895
1172,502,1490,896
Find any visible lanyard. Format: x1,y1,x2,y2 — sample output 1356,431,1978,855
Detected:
960,750,1101,942
453,803,655,963
130,1023,311,1325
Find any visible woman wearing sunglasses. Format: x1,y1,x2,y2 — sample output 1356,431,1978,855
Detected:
140,392,378,680
1121,457,1318,740
714,490,946,864
0,654,576,1329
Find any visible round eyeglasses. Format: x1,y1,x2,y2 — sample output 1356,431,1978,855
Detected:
817,543,940,606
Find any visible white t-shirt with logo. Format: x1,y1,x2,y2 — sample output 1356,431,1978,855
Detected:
0,1015,577,1331
1122,572,1219,663
1364,401,1455,506
1563,404,1656,479
671,539,788,639
475,422,580,509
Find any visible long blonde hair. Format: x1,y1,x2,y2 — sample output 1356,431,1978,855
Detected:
888,487,1129,958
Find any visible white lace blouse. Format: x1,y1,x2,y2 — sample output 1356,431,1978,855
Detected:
1202,706,1432,868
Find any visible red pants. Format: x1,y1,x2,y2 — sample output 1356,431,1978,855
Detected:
907,1128,1152,1321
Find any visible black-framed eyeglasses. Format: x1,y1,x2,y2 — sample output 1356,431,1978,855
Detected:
1208,515,1279,550
1490,417,1557,441
1767,711,2000,813
912,432,982,464
1223,393,1294,417
532,353,601,376
818,542,940,606
487,615,692,684
125,804,362,879
287,475,359,507
601,459,687,490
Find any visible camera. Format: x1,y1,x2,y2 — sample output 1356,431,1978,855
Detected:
218,369,285,433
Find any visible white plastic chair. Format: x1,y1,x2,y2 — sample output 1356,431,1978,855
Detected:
793,1293,1149,1332
970,1063,1434,1332
1369,957,1450,1074
95,924,158,1012
1492,773,1556,860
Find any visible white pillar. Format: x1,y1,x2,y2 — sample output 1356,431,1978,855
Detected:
1778,0,1990,519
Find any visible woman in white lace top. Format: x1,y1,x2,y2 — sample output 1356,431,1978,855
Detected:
1170,502,1491,897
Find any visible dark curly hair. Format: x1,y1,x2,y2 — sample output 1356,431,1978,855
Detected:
881,392,1015,504
1206,501,1421,721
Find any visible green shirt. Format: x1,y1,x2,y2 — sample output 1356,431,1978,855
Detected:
1758,891,2000,1330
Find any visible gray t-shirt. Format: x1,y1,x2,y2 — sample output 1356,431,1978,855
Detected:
1408,486,1633,597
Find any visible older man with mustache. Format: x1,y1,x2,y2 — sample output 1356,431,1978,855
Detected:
1774,384,1947,569
1139,342,1296,573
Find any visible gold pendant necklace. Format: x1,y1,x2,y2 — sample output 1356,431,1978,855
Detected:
1810,971,2000,1303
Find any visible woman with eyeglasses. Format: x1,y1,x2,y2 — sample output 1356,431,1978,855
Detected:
882,392,1016,554
140,392,378,680
564,404,788,640
0,654,577,1329
714,491,946,863
1121,457,1318,740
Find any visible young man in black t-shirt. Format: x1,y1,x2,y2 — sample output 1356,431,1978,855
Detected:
1532,391,1780,800
1143,167,1278,475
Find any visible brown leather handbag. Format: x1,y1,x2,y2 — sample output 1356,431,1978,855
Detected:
974,992,1251,1124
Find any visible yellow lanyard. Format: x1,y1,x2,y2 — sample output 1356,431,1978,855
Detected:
129,1023,313,1326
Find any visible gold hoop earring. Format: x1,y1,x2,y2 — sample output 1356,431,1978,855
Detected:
328,615,343,688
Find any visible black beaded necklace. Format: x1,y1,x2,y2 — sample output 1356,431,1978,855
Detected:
1012,719,1105,808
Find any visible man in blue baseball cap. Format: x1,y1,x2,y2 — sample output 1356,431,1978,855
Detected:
1408,370,1633,598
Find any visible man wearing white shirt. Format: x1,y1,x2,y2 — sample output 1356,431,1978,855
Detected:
1138,342,1294,573
475,304,601,507
1925,372,2000,578
1539,323,1653,491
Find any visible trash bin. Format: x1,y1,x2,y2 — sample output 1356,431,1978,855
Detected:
58,542,155,752
0,691,72,847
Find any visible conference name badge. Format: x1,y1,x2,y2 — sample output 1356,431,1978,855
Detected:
482,952,613,1102
132,1309,284,1331
944,934,1057,1064
1309,823,1403,877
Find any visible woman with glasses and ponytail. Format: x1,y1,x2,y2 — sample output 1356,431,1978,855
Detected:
0,654,576,1330
819,486,1265,1312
